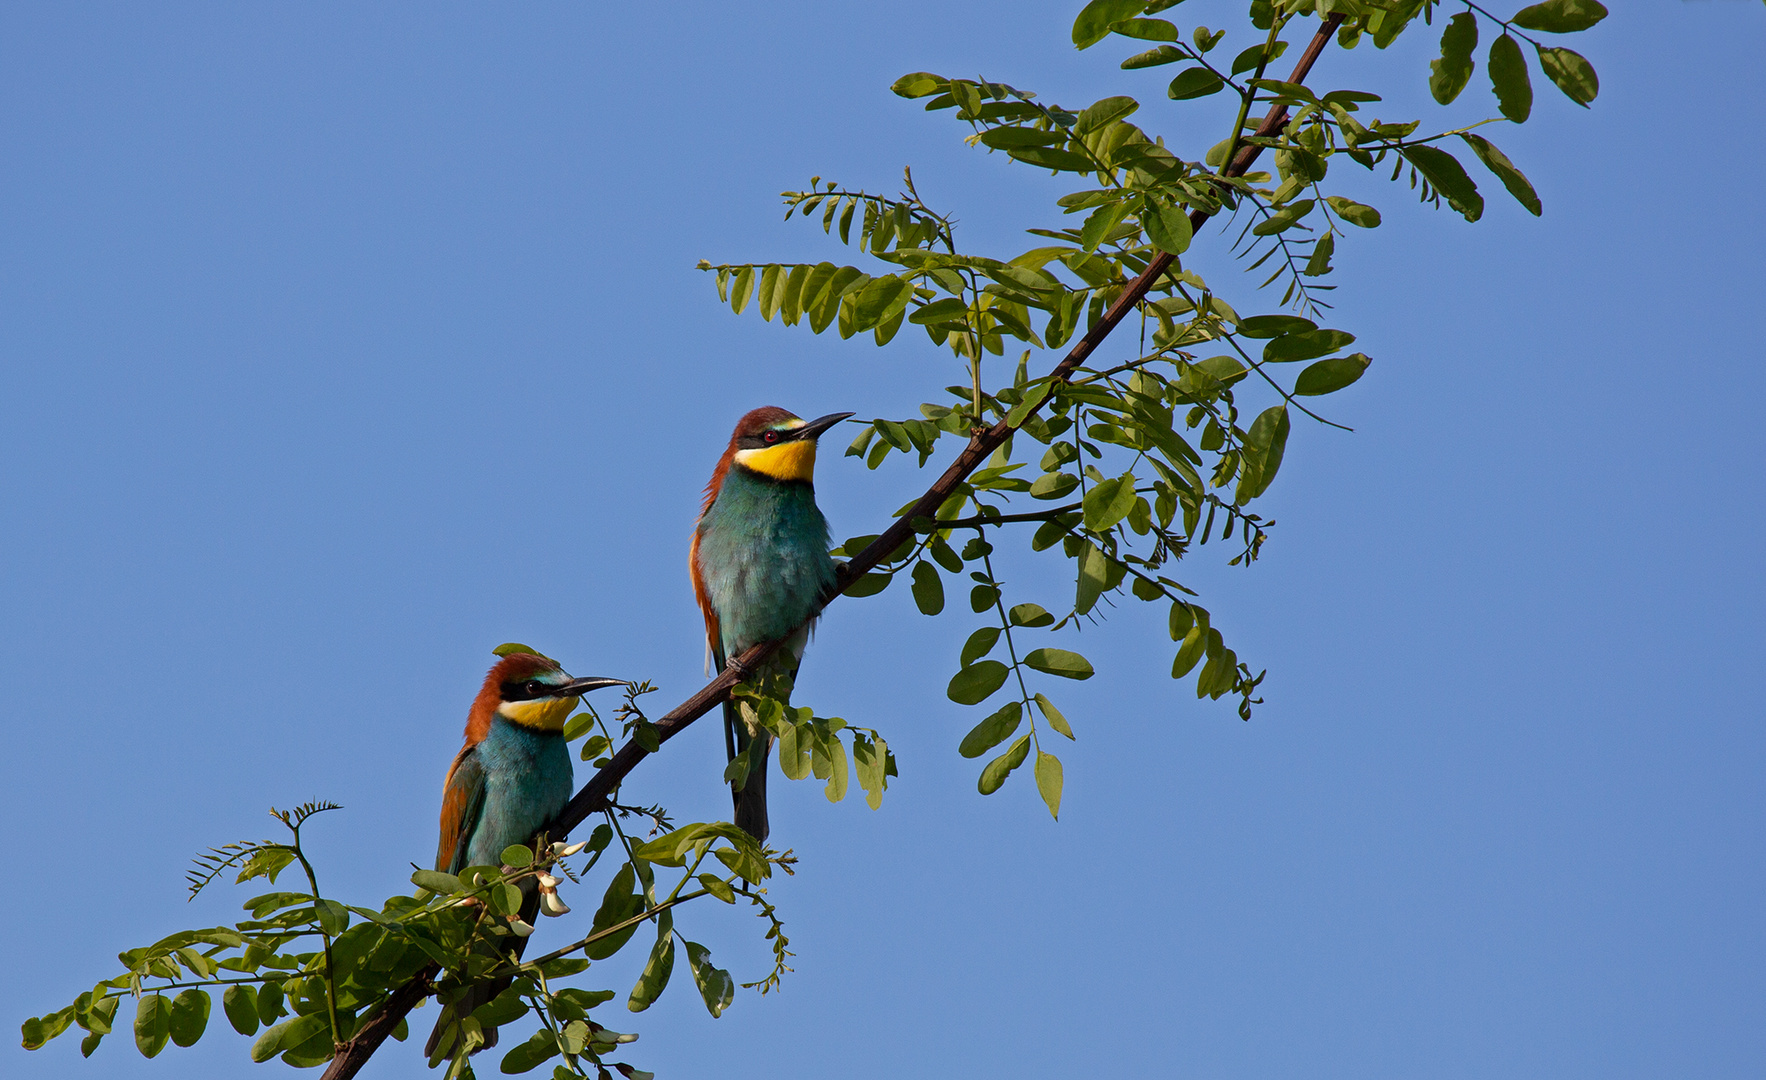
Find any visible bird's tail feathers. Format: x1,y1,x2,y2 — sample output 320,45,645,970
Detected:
727,699,771,843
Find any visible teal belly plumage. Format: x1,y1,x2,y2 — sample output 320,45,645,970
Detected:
461,718,573,870
694,467,835,661
693,464,836,841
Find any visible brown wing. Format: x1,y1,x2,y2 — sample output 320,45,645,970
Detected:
688,526,724,670
435,744,486,874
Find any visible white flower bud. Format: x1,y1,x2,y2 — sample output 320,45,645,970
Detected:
537,874,560,889
553,840,589,858
507,917,534,937
541,890,571,917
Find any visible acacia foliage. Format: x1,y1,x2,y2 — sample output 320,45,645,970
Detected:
701,0,1604,814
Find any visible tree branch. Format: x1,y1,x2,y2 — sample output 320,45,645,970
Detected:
319,14,1344,1079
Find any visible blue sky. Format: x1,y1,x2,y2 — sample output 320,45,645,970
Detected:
3,2,1762,1078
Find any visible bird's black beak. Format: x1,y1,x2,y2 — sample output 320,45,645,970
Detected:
555,677,627,697
790,412,856,442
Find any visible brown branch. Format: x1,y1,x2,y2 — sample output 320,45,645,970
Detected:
322,963,437,1080
319,15,1343,1079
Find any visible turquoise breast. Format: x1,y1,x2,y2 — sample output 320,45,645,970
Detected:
696,467,835,657
467,718,573,868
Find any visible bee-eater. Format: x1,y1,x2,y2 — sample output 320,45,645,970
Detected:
426,652,623,1057
690,406,852,841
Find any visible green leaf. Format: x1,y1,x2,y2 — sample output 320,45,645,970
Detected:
978,127,1064,151
21,1008,75,1050
586,864,644,960
1196,630,1238,698
730,265,754,314
472,987,530,1029
1324,195,1381,228
1034,693,1075,739
1008,145,1099,173
1082,472,1137,531
1024,648,1095,680
1075,540,1112,616
500,844,534,868
1240,405,1291,500
854,732,890,809
1167,67,1225,100
1030,471,1079,500
961,626,1002,666
134,994,170,1059
1294,353,1371,396
910,296,967,325
778,716,811,781
851,276,915,329
979,735,1031,794
1009,603,1055,628
684,941,735,1019
1230,39,1287,76
1172,624,1208,677
890,72,944,98
948,661,1010,706
250,1012,325,1064
167,989,210,1048
1235,314,1315,338
959,701,1022,758
562,712,596,740
626,931,675,1013
1303,231,1334,277
490,881,523,916
1113,17,1178,42
1006,380,1054,428
1488,34,1532,122
1429,12,1478,105
930,535,964,572
498,1028,560,1074
1072,0,1144,49
1263,328,1354,363
1512,0,1607,33
1401,144,1484,221
1142,199,1194,254
1079,200,1129,253
223,985,259,1037
255,980,285,1026
578,733,611,761
539,958,593,980
315,897,350,936
822,734,850,803
1035,752,1065,818
1459,133,1541,215
757,263,782,321
411,868,462,895
1121,44,1184,69
1536,45,1598,105
844,571,892,598
1168,601,1194,641
1251,198,1314,236
910,561,945,615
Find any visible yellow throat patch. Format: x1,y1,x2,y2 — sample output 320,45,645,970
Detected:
735,439,817,482
496,696,578,732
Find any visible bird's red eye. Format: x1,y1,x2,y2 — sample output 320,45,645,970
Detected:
763,431,778,443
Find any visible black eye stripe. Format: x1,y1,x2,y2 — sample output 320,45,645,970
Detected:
739,429,796,449
500,679,553,701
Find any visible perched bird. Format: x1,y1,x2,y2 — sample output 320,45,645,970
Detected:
690,406,852,841
426,652,623,1058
